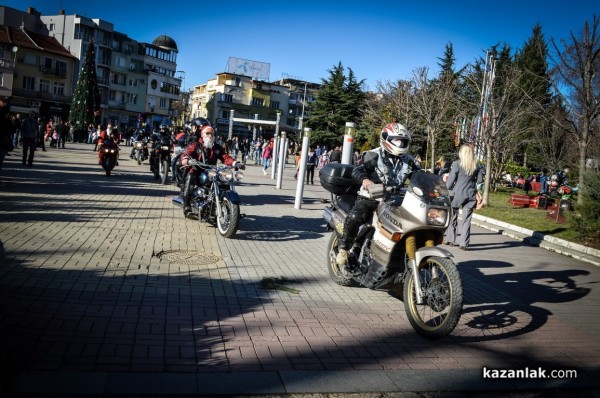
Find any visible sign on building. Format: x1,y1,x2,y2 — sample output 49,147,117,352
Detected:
227,57,270,81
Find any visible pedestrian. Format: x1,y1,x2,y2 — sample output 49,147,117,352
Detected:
329,146,342,163
306,146,318,184
37,117,46,151
56,119,68,149
20,111,38,167
293,150,301,179
12,113,21,149
444,143,483,251
261,140,272,174
0,108,16,171
254,140,262,164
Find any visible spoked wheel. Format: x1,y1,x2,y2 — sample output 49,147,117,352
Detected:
403,256,463,339
326,233,356,287
216,197,240,238
160,159,169,185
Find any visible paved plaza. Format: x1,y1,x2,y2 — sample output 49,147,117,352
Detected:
1,143,600,396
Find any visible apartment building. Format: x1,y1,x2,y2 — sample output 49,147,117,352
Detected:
0,7,77,119
41,12,181,129
192,72,295,140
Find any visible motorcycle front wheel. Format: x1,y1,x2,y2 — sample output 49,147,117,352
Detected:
216,197,240,238
326,233,356,287
136,149,142,165
102,156,114,177
160,159,169,185
403,256,463,339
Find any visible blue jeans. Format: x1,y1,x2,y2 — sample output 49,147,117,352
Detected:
262,158,270,171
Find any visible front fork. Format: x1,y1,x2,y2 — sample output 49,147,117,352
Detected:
405,231,436,304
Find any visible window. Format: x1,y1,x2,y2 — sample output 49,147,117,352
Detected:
55,60,67,77
235,77,241,87
251,97,264,107
23,76,35,90
49,23,55,31
23,53,37,65
220,93,232,103
109,91,117,101
40,79,50,93
0,72,3,87
221,110,229,119
53,82,65,95
42,57,52,70
270,101,280,110
128,78,138,87
159,98,167,109
115,56,125,67
126,93,137,104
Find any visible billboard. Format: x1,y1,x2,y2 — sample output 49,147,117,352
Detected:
227,57,270,81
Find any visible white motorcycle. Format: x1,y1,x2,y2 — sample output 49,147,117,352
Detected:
320,163,463,339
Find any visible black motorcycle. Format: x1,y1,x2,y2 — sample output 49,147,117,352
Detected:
149,135,172,184
131,131,149,165
172,159,244,238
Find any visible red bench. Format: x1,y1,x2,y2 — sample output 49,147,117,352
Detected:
508,194,530,207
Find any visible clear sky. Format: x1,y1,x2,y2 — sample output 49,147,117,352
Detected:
4,0,599,90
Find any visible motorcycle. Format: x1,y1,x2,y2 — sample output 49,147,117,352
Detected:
131,131,149,165
172,159,244,238
320,163,463,339
171,140,188,188
150,134,173,184
99,139,119,177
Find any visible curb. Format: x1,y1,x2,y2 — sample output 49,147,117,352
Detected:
471,212,600,267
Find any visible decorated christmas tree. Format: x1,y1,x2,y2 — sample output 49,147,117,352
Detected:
69,39,101,135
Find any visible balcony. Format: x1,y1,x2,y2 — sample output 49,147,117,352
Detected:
12,88,71,103
108,101,125,109
97,77,109,86
0,58,16,69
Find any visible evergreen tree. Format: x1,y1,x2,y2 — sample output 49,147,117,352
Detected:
307,62,366,147
69,40,101,134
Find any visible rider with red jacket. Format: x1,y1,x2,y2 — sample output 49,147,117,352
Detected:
181,118,243,218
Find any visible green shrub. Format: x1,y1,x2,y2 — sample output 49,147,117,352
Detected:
571,170,600,246
504,163,533,179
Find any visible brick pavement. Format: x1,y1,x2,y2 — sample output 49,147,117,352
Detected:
1,143,600,396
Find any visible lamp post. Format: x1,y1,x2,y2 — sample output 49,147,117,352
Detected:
11,45,18,68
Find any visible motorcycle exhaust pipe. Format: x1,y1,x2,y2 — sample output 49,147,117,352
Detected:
172,196,184,207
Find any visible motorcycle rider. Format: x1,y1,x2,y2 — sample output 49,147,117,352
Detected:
181,117,244,218
171,124,190,183
97,124,119,166
150,124,172,172
336,122,417,270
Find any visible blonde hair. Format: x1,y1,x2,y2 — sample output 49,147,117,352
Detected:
458,144,477,176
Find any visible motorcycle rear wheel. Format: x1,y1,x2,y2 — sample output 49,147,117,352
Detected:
403,256,463,339
326,233,356,287
216,197,240,238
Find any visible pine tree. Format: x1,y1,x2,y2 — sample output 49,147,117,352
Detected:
69,40,101,134
306,62,366,147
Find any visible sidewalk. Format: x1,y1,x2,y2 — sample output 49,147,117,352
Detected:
1,143,600,397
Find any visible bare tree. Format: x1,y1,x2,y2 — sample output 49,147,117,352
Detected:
549,16,600,205
463,60,532,202
409,67,457,170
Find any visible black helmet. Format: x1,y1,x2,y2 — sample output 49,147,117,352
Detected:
191,117,211,129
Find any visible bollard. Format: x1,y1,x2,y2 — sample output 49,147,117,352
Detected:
342,122,355,165
294,128,311,209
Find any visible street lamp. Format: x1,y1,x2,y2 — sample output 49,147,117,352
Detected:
11,45,18,68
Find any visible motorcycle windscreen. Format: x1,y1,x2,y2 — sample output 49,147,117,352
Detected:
408,173,451,207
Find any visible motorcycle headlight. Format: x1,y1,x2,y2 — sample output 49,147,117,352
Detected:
110,149,115,153
219,169,233,182
427,208,447,226
104,148,109,153
207,169,218,178
235,171,244,181
161,146,170,151
135,142,142,148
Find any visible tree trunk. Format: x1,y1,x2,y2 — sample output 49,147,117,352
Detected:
483,142,492,205
578,139,587,205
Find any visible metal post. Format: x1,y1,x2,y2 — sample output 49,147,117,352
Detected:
270,112,281,179
228,110,234,141
276,131,287,189
271,135,279,180
294,128,311,209
342,122,356,165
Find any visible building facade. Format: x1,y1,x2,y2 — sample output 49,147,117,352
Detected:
0,7,77,120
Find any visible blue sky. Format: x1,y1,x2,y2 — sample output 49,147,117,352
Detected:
5,0,599,90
